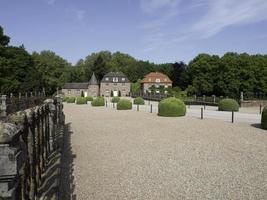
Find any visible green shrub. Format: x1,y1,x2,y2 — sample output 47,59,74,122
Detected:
117,99,132,110
91,97,105,107
111,96,120,103
66,97,76,103
218,98,239,111
261,106,267,130
63,96,69,102
133,97,145,105
76,97,87,104
158,97,186,117
85,96,93,101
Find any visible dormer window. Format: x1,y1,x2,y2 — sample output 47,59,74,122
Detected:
113,77,118,82
156,79,160,83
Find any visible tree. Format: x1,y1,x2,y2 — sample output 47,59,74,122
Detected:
118,90,121,97
170,62,188,89
32,50,71,95
0,26,10,46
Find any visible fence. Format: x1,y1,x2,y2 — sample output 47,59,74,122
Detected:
0,96,65,199
0,92,46,120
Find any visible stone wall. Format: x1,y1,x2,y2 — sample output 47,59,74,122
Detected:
88,85,99,97
100,82,130,97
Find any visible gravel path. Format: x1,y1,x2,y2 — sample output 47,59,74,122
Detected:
63,103,267,200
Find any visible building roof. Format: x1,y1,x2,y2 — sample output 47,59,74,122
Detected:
89,72,98,85
140,72,172,84
101,71,130,83
63,82,89,89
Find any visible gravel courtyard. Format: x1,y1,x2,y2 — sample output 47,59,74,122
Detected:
62,103,267,200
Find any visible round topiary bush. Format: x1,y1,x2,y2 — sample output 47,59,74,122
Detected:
117,99,132,110
91,97,105,107
76,97,87,104
218,98,239,111
111,96,120,103
85,96,93,101
158,97,186,117
261,106,267,130
66,97,76,103
133,97,145,105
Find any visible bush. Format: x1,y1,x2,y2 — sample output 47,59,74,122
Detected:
63,96,69,102
117,99,132,110
91,97,105,107
218,98,239,111
76,97,87,104
111,96,120,103
158,97,186,117
66,97,76,103
85,96,93,101
133,97,145,105
261,106,267,130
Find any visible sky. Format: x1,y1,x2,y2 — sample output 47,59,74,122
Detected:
1,0,267,64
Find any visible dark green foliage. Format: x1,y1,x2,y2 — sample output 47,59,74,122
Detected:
111,96,120,103
91,97,105,106
158,97,186,117
133,97,145,105
131,82,141,93
218,98,239,111
81,91,84,97
111,90,113,97
117,99,132,110
76,97,87,104
66,97,76,103
261,106,267,130
118,90,121,97
0,26,10,46
85,96,93,101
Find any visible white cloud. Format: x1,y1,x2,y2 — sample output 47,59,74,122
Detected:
193,0,267,37
140,0,180,13
66,8,86,22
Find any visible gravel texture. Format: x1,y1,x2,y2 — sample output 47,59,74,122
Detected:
64,103,267,200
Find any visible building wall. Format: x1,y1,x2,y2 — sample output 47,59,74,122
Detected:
88,85,99,97
142,83,172,93
61,89,88,97
100,82,130,97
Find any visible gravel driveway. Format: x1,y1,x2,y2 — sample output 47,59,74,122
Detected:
63,103,267,200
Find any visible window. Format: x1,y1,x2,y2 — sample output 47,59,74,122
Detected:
122,78,125,81
76,89,80,94
106,89,109,93
105,77,109,81
156,79,160,83
113,77,118,82
68,90,71,94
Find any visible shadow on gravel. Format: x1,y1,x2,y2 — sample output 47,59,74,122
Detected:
251,123,264,130
59,123,76,200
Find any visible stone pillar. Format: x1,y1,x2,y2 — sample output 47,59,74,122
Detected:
0,95,7,118
0,122,24,200
212,95,216,103
240,92,244,102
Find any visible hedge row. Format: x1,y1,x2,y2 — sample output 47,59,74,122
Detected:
158,97,186,117
117,99,132,110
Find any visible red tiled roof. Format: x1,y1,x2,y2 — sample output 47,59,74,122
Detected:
140,72,172,83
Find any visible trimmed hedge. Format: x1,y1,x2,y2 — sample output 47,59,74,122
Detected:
63,96,69,102
85,96,93,101
76,97,87,104
218,98,239,111
133,97,145,105
111,96,120,103
261,106,267,130
91,97,105,107
158,97,186,117
66,97,76,103
117,99,132,110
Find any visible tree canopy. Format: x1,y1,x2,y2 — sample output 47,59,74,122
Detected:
1,25,267,99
